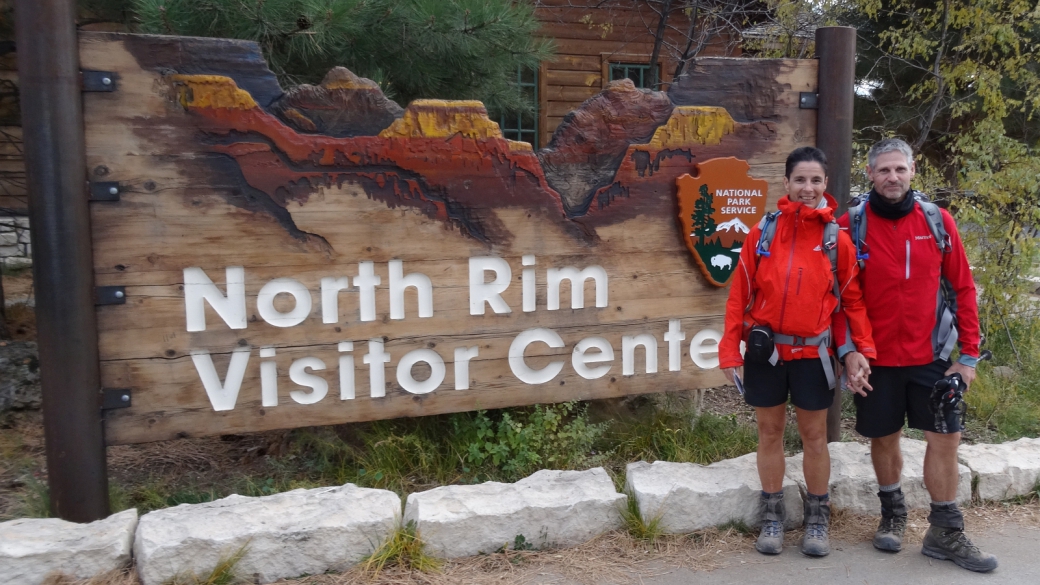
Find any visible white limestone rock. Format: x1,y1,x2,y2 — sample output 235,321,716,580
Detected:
0,508,138,585
404,468,625,558
785,439,971,514
959,437,1040,501
134,484,399,585
624,453,803,534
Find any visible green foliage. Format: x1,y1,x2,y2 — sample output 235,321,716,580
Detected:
456,402,608,480
362,521,442,575
610,410,759,465
125,0,553,113
964,317,1040,440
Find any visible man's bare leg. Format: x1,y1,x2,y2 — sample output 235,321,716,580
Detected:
871,430,903,485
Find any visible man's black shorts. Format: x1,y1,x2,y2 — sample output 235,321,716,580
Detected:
743,357,835,411
854,359,952,438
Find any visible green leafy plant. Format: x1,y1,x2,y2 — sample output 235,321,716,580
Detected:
457,402,608,480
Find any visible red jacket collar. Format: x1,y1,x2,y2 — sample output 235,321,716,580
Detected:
776,192,837,222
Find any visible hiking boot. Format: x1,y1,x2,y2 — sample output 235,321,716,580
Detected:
873,514,907,552
800,494,830,557
755,492,785,555
873,488,908,552
921,526,998,573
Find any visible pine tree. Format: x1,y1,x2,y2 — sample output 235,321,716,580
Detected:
692,184,716,245
119,0,552,113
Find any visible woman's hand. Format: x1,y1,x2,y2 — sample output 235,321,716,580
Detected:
843,351,872,396
722,366,743,385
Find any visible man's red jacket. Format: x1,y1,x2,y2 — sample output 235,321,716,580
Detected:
719,194,876,369
835,199,980,367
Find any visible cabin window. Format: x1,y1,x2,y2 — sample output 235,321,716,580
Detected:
497,66,539,148
609,63,656,89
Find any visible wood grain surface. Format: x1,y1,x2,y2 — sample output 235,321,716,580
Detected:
79,32,816,444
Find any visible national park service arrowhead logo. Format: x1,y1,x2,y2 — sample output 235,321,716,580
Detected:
677,157,768,287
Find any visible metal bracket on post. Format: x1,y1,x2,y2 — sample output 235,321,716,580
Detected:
95,286,126,305
81,70,117,92
799,92,819,109
89,181,120,201
101,388,132,410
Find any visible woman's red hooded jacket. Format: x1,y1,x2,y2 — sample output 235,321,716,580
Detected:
718,194,876,368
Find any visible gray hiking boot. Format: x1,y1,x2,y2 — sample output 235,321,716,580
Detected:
755,492,785,555
874,514,908,552
800,495,830,557
921,526,998,573
873,489,908,552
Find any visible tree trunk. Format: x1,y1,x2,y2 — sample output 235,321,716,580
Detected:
648,0,673,90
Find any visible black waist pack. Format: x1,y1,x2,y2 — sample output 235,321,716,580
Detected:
746,325,776,364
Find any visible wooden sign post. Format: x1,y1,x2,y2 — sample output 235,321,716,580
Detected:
21,19,859,521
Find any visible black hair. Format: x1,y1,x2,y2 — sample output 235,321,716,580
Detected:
785,146,828,178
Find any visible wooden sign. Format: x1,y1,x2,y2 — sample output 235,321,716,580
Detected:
79,33,817,444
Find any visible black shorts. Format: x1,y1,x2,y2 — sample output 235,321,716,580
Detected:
743,357,835,411
854,359,951,438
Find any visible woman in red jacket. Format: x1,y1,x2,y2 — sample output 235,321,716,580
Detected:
719,147,875,557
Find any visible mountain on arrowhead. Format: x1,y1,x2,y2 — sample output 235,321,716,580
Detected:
716,217,750,233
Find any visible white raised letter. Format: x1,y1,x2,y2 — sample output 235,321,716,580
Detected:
546,266,608,310
355,261,381,322
397,349,445,394
363,338,391,398
289,357,329,404
257,278,312,328
572,336,613,380
622,333,658,376
389,259,433,320
690,329,722,369
664,319,686,372
509,327,564,384
184,266,246,332
260,346,278,407
191,347,251,411
321,276,351,324
339,341,355,400
469,256,512,315
522,255,536,312
454,346,479,390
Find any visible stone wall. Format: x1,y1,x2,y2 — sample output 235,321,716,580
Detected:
4,438,1040,584
0,215,31,269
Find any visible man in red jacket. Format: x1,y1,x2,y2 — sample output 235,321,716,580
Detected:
837,138,996,572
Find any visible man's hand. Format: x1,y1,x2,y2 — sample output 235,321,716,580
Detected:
843,351,873,397
945,361,976,389
722,366,743,385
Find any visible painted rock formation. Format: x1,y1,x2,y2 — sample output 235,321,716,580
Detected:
537,79,674,216
270,67,404,137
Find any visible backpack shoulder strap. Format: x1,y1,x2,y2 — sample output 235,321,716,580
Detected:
913,194,952,255
823,220,841,313
755,211,781,260
849,194,870,269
